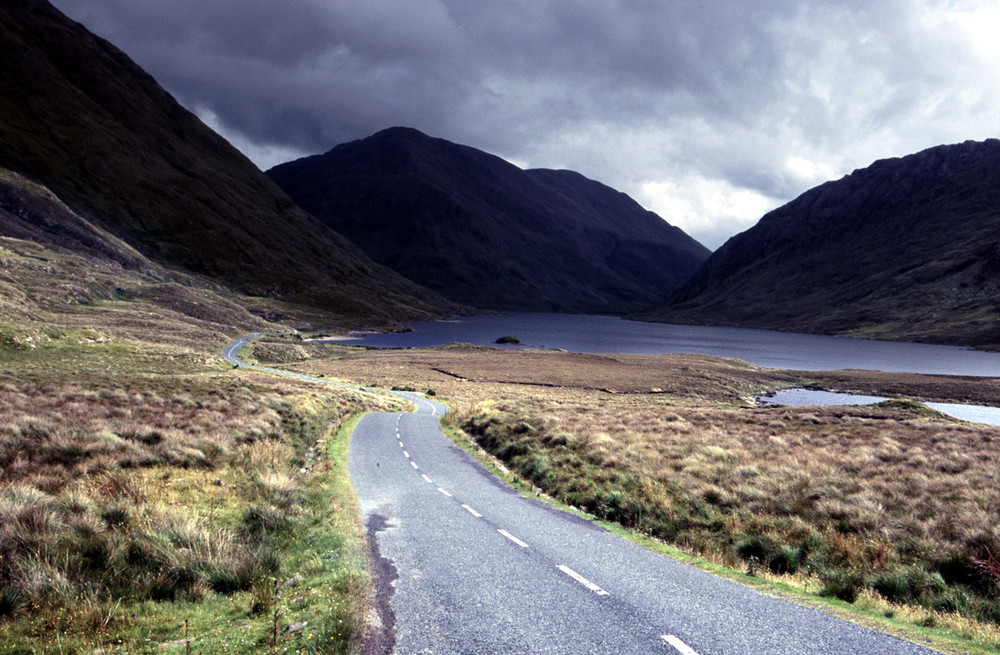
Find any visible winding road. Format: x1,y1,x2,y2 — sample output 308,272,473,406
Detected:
222,335,942,655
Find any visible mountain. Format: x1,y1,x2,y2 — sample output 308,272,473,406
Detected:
646,139,1000,348
267,127,710,314
0,0,459,322
0,165,274,335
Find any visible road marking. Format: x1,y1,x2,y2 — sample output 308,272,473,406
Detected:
398,441,403,447
437,487,453,497
498,529,529,548
410,461,419,470
662,635,700,655
421,474,434,484
461,504,482,518
404,450,410,458
556,565,608,595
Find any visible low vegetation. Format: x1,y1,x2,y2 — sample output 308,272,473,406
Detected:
0,230,410,653
288,343,1000,650
0,352,404,653
455,402,1000,616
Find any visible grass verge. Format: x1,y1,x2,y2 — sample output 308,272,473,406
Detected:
448,403,1000,654
0,383,389,654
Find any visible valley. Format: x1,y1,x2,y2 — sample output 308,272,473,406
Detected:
3,1,1000,653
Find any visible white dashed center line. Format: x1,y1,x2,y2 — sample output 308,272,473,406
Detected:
461,504,482,518
403,450,410,458
557,565,608,595
421,474,434,484
662,635,700,655
410,461,419,469
437,487,453,497
498,529,529,548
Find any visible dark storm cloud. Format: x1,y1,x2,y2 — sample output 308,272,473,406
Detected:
50,0,1000,248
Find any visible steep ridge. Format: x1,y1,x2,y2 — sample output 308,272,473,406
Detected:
268,127,710,314
647,139,1000,347
0,0,458,321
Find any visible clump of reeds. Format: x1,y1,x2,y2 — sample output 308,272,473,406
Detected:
0,479,283,619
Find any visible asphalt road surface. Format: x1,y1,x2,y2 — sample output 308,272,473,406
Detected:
350,402,942,655
221,336,941,654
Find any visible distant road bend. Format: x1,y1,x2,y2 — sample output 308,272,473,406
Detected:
222,335,941,655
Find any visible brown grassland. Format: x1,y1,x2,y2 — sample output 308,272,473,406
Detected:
0,234,408,654
7,216,1000,652
278,341,1000,650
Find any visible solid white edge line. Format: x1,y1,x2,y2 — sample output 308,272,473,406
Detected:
461,504,482,518
556,565,608,595
410,461,419,469
421,474,433,483
497,529,529,548
662,635,700,655
437,487,453,497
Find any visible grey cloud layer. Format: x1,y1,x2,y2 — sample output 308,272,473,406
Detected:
52,0,1000,248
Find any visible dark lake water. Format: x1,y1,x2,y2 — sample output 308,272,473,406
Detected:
326,313,1000,377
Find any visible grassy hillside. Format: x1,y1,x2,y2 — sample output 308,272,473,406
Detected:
0,1,459,321
647,140,1000,348
268,127,709,314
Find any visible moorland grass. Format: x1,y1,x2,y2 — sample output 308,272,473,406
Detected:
453,401,1000,619
0,363,403,653
0,235,409,653
285,344,1000,650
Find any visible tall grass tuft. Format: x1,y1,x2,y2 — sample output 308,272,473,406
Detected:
0,377,359,633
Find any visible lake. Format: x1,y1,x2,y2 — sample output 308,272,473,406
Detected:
325,313,1000,377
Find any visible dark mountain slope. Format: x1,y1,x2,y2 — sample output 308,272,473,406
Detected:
0,165,274,336
0,0,458,320
647,139,1000,347
268,127,709,314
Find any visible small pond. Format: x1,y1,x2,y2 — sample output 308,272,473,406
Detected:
758,389,1000,427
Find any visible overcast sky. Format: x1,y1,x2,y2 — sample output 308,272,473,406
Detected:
52,0,1000,250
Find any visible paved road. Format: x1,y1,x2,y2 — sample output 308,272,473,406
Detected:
350,402,942,654
222,336,941,654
